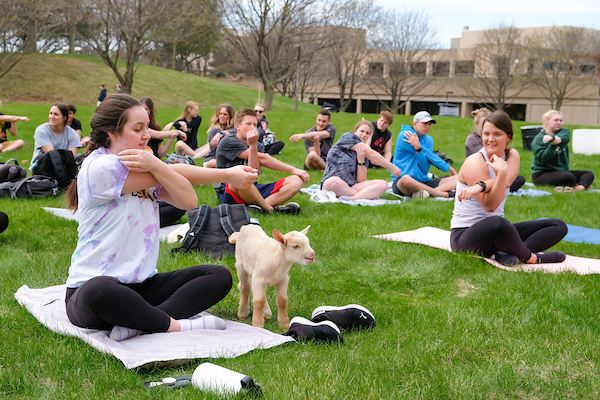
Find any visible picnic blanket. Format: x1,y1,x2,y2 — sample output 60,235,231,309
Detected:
372,227,600,275
15,284,295,369
300,184,403,206
42,207,185,242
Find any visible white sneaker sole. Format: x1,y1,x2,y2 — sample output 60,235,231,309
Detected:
289,316,341,334
311,304,374,321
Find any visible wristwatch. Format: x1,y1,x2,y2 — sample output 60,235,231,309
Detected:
358,161,365,166
476,181,486,192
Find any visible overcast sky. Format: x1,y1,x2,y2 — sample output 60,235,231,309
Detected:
376,0,600,48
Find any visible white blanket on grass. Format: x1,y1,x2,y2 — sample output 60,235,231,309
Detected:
14,285,295,369
300,184,404,206
373,227,600,275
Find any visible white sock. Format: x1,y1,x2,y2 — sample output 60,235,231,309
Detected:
178,315,227,331
109,326,143,342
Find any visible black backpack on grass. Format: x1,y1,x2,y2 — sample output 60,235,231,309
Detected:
173,204,250,258
0,159,27,183
0,175,59,199
32,149,78,189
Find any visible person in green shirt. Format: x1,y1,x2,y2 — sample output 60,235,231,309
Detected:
531,110,594,191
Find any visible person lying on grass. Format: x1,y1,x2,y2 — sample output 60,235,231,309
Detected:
65,94,258,341
450,110,567,266
321,120,401,200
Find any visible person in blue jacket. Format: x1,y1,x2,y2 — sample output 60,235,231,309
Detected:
391,111,457,198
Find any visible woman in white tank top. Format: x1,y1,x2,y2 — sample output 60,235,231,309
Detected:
450,111,567,266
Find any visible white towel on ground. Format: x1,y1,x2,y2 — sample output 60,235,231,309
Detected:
301,184,404,206
373,226,600,275
15,284,295,369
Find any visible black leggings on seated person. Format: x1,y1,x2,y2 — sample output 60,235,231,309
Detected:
65,264,232,332
532,170,594,189
451,217,567,261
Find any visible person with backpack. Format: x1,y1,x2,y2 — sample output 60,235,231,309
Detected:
65,94,257,341
32,103,81,161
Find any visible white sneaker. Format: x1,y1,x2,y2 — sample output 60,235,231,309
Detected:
324,191,340,203
411,190,430,199
310,191,329,203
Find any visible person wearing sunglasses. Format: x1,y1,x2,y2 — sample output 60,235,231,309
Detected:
254,103,284,156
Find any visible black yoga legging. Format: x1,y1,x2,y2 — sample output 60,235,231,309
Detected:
265,141,285,155
158,200,186,228
532,170,594,189
451,217,567,261
65,264,232,332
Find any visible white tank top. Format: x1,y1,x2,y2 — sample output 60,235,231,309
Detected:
450,148,509,229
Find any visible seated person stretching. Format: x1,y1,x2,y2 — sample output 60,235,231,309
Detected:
322,120,401,200
289,109,336,171
216,108,310,214
451,110,567,266
65,94,258,341
531,110,594,191
0,100,28,154
366,110,393,168
466,107,525,192
391,111,457,198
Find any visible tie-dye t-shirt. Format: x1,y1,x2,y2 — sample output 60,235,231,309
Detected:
67,147,162,288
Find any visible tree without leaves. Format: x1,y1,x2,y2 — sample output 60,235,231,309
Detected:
153,0,222,72
0,0,65,78
221,0,332,110
324,0,380,112
459,24,530,111
367,9,438,114
526,26,600,111
76,0,169,94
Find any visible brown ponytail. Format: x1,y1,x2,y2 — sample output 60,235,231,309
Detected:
65,94,142,211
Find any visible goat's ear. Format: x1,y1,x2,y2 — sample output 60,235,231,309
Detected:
273,229,286,244
300,225,310,235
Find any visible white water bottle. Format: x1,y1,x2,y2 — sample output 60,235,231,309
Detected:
192,362,261,396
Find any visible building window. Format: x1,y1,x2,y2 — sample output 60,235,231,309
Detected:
432,62,449,77
454,61,474,75
368,62,384,76
579,64,595,75
388,62,406,76
410,62,426,75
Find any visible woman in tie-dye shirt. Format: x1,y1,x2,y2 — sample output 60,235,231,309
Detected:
64,94,258,341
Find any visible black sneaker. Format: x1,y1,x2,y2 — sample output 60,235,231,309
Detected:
311,304,376,331
273,202,301,215
284,317,343,343
495,251,519,266
247,204,266,214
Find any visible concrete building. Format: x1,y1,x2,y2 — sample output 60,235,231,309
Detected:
226,26,600,125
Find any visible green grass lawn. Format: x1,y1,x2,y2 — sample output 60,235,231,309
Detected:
2,99,600,398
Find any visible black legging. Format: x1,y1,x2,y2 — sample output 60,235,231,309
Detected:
158,200,186,228
65,265,232,332
265,141,284,155
451,217,567,261
510,175,526,192
532,170,594,189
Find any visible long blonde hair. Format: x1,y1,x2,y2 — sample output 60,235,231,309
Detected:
177,101,198,120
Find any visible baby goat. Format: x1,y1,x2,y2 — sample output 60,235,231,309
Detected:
229,224,314,329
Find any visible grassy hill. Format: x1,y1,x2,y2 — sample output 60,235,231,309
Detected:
0,53,320,112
